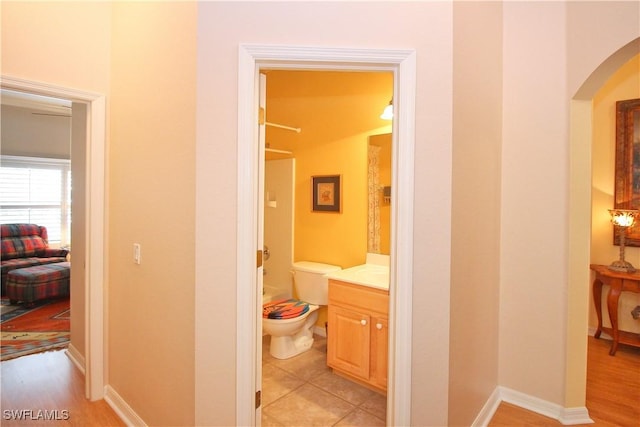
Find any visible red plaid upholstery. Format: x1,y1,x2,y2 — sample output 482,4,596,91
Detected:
1,224,69,294
6,262,70,304
1,223,48,239
1,224,50,260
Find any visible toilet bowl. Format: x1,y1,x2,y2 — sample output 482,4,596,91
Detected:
262,261,341,359
262,304,319,359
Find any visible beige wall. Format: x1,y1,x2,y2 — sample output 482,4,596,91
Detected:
0,2,111,92
195,2,454,425
108,2,197,425
3,2,640,426
1,0,111,381
449,2,502,424
70,101,88,366
591,55,640,334
500,1,569,404
500,0,640,410
567,1,640,409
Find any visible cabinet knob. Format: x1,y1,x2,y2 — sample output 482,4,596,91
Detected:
376,323,383,330
360,319,367,326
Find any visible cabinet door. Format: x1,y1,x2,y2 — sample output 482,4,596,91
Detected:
327,305,370,379
370,316,388,389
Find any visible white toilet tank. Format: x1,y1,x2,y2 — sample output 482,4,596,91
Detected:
292,261,341,305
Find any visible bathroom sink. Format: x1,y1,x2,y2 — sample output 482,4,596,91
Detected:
355,268,387,279
327,260,389,290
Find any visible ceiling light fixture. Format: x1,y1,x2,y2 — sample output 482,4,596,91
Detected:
380,99,393,120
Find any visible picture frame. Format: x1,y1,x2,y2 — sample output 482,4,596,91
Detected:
311,175,341,213
614,98,640,246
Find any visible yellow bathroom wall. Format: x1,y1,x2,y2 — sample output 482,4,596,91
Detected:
265,70,392,327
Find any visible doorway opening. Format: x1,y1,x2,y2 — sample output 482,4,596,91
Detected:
235,45,416,426
259,69,392,425
1,76,106,401
567,38,640,416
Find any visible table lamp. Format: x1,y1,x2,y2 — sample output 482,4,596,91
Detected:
608,208,639,273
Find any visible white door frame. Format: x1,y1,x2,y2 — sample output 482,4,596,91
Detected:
1,75,106,401
236,45,416,426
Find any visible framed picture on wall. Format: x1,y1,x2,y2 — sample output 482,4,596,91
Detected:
614,98,640,246
311,175,341,213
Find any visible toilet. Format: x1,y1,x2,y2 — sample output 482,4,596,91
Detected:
262,261,341,359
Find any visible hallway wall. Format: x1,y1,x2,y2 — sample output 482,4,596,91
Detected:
195,2,454,425
1,0,110,373
108,3,197,425
4,2,639,426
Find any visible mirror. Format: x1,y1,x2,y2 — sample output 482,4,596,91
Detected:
368,133,392,255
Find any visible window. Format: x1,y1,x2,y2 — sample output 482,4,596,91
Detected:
0,155,71,246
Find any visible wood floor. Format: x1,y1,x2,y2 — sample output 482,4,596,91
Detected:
0,336,637,426
490,336,640,426
0,350,124,426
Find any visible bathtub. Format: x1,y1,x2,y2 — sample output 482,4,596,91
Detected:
263,284,290,304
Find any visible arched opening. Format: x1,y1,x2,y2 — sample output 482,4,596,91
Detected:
567,37,640,410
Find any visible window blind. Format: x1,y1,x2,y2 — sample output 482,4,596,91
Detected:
0,156,71,245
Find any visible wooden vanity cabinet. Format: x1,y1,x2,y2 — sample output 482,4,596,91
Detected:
327,279,389,392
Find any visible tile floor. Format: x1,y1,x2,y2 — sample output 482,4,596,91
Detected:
262,334,387,427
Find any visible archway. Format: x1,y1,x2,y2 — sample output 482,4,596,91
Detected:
567,37,640,410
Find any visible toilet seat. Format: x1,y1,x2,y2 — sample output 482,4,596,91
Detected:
263,298,310,320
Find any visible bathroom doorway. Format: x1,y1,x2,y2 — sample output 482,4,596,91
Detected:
259,69,392,425
236,44,417,426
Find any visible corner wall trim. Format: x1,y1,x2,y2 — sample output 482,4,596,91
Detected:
65,344,86,375
104,385,147,427
499,387,594,425
559,406,595,425
471,387,502,427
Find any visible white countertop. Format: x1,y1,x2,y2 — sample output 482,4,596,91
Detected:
327,254,390,291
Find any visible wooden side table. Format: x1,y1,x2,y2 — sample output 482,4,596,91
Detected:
590,264,640,355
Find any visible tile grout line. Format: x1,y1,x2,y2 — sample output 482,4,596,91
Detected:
262,334,386,426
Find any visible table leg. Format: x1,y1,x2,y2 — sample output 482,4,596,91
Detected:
606,283,622,356
593,277,603,339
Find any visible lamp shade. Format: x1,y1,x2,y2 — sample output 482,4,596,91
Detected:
380,99,393,120
609,209,638,227
608,208,639,273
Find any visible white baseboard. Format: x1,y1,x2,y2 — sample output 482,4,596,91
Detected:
471,387,502,426
558,406,595,425
499,386,593,425
65,343,85,375
104,385,147,427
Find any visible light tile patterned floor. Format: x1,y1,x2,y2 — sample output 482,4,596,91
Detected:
262,334,387,426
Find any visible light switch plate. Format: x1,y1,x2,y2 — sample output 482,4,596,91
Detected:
133,243,141,264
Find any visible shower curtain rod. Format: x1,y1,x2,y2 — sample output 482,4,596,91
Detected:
266,121,301,133
265,148,293,155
